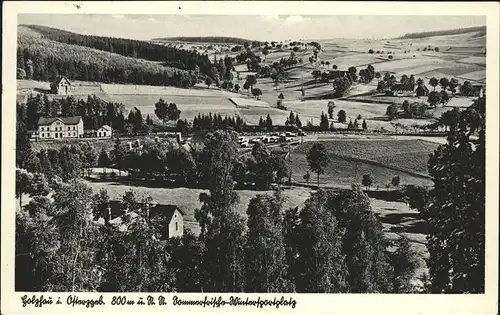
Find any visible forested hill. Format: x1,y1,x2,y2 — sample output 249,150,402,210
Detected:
17,26,198,87
397,25,486,39
20,25,212,75
153,36,262,46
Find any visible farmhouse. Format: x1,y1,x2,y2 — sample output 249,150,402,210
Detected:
99,201,184,239
35,116,84,140
415,85,430,97
329,70,349,79
50,76,72,95
391,84,416,97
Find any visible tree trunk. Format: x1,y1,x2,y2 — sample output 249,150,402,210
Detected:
317,172,320,189
72,243,81,291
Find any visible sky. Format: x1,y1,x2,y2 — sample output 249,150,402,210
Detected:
18,14,486,41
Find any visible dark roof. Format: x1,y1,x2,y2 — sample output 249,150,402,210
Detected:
52,76,72,86
37,116,82,125
98,201,183,223
150,204,184,222
391,84,415,91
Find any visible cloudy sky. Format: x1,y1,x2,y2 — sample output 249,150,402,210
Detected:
18,14,485,41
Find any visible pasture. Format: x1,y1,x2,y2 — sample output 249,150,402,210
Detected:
294,139,439,176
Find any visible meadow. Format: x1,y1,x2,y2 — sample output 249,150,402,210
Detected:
294,139,439,176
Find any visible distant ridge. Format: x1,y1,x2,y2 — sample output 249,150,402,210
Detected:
153,36,262,46
397,25,486,39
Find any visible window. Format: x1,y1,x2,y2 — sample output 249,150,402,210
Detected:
55,133,58,138
68,126,70,130
175,222,179,231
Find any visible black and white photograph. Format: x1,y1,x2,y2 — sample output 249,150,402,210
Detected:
2,1,499,314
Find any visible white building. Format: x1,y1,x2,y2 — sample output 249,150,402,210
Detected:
50,76,72,95
96,125,112,138
35,116,84,140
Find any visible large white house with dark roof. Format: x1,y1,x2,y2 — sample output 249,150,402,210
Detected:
35,116,84,140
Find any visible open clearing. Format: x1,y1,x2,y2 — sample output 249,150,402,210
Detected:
293,139,438,177
289,152,432,188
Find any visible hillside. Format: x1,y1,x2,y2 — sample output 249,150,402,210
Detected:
153,36,262,46
398,25,486,39
17,26,197,87
20,24,212,75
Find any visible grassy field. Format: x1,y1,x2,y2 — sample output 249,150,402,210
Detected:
289,151,432,188
105,93,240,121
294,139,438,177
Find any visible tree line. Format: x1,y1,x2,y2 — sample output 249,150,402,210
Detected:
398,26,485,39
17,36,199,88
23,25,213,76
16,130,419,293
154,36,263,46
18,94,130,132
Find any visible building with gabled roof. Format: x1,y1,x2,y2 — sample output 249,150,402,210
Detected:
35,116,84,140
50,76,72,95
97,201,184,239
391,83,416,96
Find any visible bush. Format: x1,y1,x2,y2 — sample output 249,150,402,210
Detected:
368,49,374,54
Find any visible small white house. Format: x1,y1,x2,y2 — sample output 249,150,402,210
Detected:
96,125,112,138
50,76,72,95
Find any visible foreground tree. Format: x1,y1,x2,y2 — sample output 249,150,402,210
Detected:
49,180,105,291
294,190,348,292
424,97,485,293
390,236,419,293
16,169,34,209
306,143,330,188
245,192,294,292
195,131,246,292
326,186,395,292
